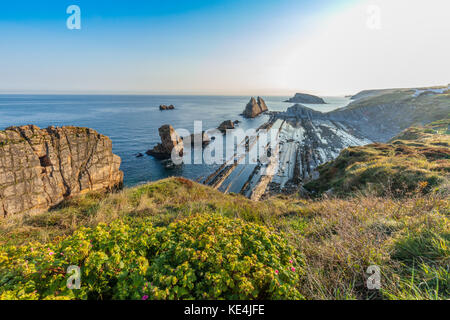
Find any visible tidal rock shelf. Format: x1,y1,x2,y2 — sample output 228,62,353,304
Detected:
204,106,371,200
0,125,123,217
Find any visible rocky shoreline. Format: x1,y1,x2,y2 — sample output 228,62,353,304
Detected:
2,86,446,215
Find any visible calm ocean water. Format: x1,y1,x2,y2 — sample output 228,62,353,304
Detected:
0,95,350,187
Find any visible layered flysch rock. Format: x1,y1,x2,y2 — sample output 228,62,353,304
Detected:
284,93,326,104
204,105,371,200
242,97,268,118
0,125,123,217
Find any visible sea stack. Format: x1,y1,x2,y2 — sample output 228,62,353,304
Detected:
242,97,268,118
0,125,123,217
147,125,184,160
284,93,326,104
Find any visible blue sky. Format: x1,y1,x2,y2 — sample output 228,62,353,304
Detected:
0,0,448,95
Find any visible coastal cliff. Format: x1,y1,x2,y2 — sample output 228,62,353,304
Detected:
0,125,123,217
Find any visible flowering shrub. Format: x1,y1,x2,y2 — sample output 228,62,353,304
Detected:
0,215,303,300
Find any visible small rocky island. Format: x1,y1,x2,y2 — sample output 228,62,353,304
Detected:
0,125,123,217
242,97,268,118
159,104,175,110
147,125,184,160
284,93,326,104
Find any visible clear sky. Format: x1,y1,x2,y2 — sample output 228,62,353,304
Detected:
0,0,448,95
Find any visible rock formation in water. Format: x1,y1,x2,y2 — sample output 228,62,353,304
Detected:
243,97,268,118
159,104,175,110
182,131,211,148
147,125,184,159
0,125,123,217
284,104,326,120
218,120,235,133
285,93,326,104
205,85,449,200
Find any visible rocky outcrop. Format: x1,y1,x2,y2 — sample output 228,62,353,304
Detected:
159,104,175,110
204,116,371,200
329,88,450,142
283,104,326,120
349,89,392,101
284,93,326,104
182,131,211,147
218,120,235,133
243,97,268,118
146,125,184,159
0,125,123,217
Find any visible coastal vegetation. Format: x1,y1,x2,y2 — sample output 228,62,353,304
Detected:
0,120,448,300
305,120,450,197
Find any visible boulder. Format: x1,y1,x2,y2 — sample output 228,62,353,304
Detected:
0,125,123,217
146,125,184,160
218,120,235,133
242,97,268,118
159,104,175,110
284,93,326,104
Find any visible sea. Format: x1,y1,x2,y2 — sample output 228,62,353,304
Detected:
0,95,350,187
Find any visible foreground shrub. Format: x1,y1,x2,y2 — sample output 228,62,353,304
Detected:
0,215,303,300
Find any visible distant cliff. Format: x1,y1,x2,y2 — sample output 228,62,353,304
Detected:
285,93,326,104
329,87,450,142
0,125,123,217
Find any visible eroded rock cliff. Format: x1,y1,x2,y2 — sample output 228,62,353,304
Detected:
0,125,123,217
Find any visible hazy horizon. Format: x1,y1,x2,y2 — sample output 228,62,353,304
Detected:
1,0,449,96
1,82,449,98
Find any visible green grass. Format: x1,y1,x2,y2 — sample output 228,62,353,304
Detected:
0,176,448,300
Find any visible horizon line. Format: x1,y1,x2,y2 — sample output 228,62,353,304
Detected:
0,83,447,97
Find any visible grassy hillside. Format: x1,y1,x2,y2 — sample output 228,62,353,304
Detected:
305,120,450,197
1,175,448,300
344,89,449,125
